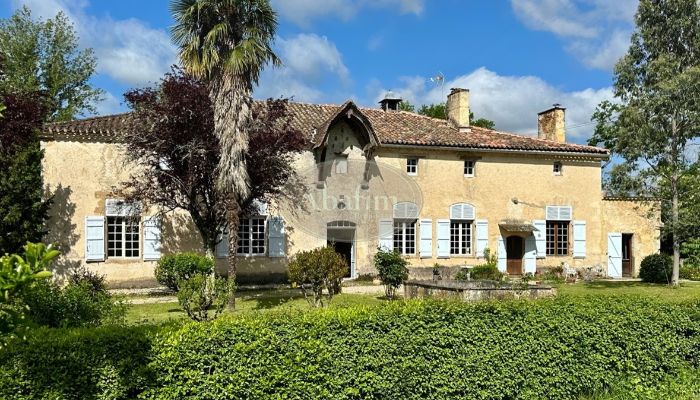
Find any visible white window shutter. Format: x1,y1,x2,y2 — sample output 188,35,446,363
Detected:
450,203,475,220
85,216,105,262
533,220,547,258
475,219,488,257
524,235,537,274
436,219,450,258
268,217,286,258
546,205,572,221
573,220,586,258
419,219,432,258
378,219,394,251
142,216,161,261
215,229,229,258
497,236,507,272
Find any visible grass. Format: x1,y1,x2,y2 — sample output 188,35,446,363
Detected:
127,289,385,325
127,280,700,325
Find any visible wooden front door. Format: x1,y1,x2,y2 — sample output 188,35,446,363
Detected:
621,234,633,277
506,236,524,275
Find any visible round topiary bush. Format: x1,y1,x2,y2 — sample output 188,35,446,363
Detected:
639,253,672,284
154,252,214,291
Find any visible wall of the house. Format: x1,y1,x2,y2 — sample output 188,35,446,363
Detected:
601,200,660,276
42,128,660,287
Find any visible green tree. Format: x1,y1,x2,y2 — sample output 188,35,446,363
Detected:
398,100,414,112
589,0,700,286
170,0,280,306
470,112,496,129
0,7,102,122
415,102,496,128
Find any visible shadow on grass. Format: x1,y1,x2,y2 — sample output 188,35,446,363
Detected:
238,289,304,310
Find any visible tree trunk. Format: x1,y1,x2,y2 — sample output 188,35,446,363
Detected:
671,176,681,286
226,199,241,309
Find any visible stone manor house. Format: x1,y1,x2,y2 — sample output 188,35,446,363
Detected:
41,88,659,287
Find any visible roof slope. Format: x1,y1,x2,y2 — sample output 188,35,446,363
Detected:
43,100,608,155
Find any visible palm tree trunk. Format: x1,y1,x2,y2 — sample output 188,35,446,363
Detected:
209,75,254,310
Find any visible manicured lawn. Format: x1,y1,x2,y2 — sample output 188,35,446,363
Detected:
556,280,700,302
127,289,385,325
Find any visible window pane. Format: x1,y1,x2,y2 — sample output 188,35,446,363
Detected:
546,221,556,256
405,221,416,254
393,222,403,253
237,219,251,255
251,218,265,254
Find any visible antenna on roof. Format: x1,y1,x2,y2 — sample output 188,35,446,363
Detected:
430,72,446,104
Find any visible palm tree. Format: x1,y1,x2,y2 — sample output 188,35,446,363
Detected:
171,0,280,305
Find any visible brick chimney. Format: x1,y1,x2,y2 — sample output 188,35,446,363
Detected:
538,104,566,143
447,88,470,132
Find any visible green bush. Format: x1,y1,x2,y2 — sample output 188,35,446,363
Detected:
140,297,700,400
374,248,409,298
154,252,214,291
0,297,699,399
20,270,126,328
680,264,700,281
288,246,349,307
639,253,673,283
0,325,157,399
177,273,234,322
455,248,503,282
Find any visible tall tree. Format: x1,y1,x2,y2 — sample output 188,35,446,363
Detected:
416,102,496,129
121,68,306,255
0,7,102,122
0,91,51,254
170,0,280,300
589,0,700,286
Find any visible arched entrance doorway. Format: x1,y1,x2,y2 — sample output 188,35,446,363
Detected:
506,236,524,275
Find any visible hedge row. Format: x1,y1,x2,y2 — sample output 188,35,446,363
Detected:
1,297,699,399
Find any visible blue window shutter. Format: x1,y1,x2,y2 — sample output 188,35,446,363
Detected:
436,219,450,258
85,216,105,262
378,219,394,251
475,219,488,257
215,229,229,258
573,220,587,258
607,232,622,278
497,236,507,272
142,216,161,261
524,235,537,274
268,217,286,258
419,219,432,258
533,220,546,258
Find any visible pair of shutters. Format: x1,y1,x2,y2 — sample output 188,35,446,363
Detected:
378,219,489,258
215,217,286,258
85,216,161,262
495,236,538,273
532,219,586,259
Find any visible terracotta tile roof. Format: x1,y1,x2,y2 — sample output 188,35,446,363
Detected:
42,101,608,155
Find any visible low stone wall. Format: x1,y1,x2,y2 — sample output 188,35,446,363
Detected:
403,280,556,302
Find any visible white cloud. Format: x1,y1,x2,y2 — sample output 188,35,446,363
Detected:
94,91,124,116
511,0,638,70
376,67,614,142
271,0,424,28
12,0,176,86
255,33,350,103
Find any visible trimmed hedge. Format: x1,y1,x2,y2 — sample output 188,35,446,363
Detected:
1,297,699,399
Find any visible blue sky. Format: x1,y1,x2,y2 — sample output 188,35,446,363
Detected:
3,0,639,144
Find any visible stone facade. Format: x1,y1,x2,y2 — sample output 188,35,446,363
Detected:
41,92,660,288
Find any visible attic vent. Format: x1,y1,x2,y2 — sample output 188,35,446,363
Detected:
105,199,142,216
545,205,572,221
450,203,475,220
379,91,402,112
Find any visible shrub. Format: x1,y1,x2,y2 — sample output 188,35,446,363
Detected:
20,272,127,328
140,297,700,399
374,248,409,299
680,264,700,281
177,273,234,321
288,246,348,307
639,253,673,283
455,248,503,282
154,252,214,291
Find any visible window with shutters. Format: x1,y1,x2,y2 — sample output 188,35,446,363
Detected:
107,216,140,258
546,221,569,256
450,221,472,255
406,158,417,175
237,218,266,256
463,160,475,177
393,220,416,255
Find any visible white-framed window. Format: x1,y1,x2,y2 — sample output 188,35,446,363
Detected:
553,161,563,175
393,220,416,255
450,221,472,255
237,217,266,256
406,158,418,175
546,221,569,256
107,216,140,258
464,160,475,177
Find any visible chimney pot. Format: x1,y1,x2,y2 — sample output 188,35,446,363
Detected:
447,88,470,131
538,105,566,143
379,91,402,112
